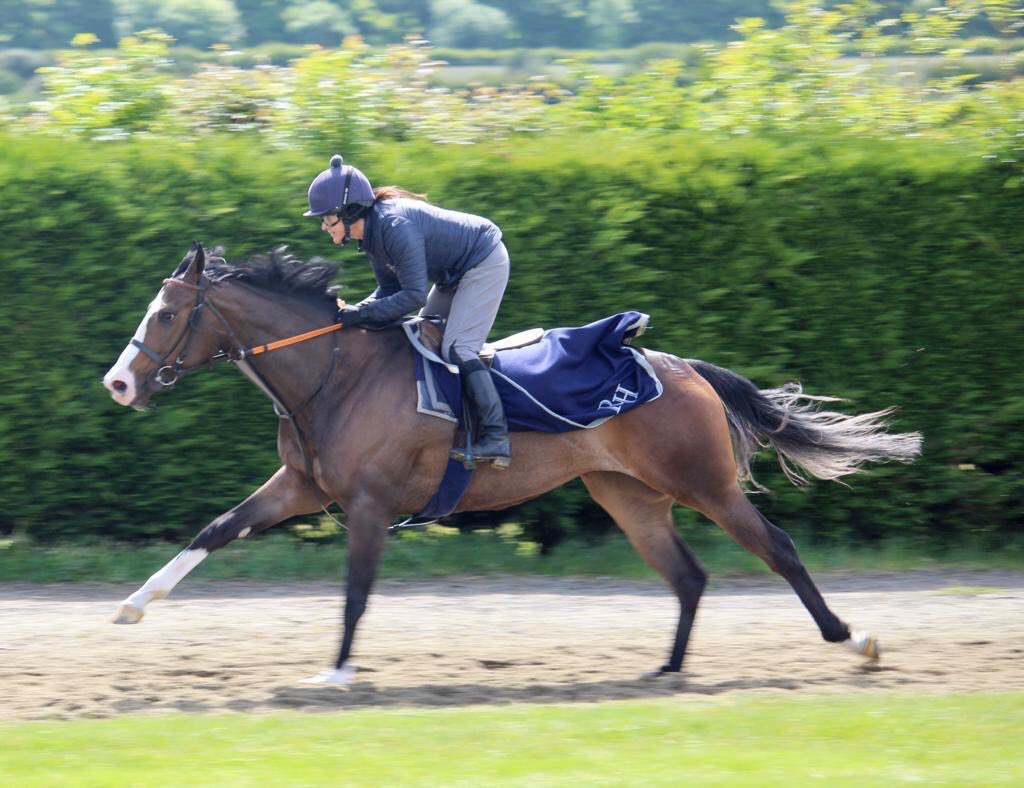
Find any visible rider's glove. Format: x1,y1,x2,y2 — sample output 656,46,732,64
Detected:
336,305,365,326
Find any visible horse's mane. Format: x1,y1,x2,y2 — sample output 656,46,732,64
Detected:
204,246,340,307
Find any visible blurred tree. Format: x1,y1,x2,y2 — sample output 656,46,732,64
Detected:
235,0,288,45
982,0,1024,36
486,0,589,47
0,68,19,94
2,0,1017,51
34,31,176,139
2,0,1022,549
428,0,513,48
378,0,430,28
349,0,409,43
628,0,782,44
586,0,640,48
0,0,118,48
282,1,360,45
112,0,246,48
900,0,1022,37
279,0,411,45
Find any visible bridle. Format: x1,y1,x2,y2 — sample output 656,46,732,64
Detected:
132,275,345,480
131,277,239,387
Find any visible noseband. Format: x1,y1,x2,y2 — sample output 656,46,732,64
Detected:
129,275,345,481
130,277,238,387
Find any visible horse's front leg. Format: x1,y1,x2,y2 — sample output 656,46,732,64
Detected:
113,465,327,623
302,504,388,685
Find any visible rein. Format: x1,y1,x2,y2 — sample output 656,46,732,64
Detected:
245,323,344,357
141,276,346,483
145,277,345,371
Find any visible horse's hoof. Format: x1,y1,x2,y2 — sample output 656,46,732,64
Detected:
640,664,678,680
843,629,881,662
299,665,355,686
112,602,145,625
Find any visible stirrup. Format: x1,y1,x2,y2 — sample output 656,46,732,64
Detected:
470,438,511,470
450,445,510,470
449,445,475,470
479,452,511,470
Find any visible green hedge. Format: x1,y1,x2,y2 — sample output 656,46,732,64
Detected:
1,133,1021,547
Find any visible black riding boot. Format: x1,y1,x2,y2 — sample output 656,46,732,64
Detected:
458,362,511,469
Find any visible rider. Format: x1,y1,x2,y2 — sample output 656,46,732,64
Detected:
305,154,512,468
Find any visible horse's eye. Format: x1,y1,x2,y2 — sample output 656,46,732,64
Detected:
158,311,176,323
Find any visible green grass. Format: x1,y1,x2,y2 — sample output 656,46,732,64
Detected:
1,694,1021,785
1,526,1023,583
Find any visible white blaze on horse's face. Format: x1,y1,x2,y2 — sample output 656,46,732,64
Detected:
102,287,170,407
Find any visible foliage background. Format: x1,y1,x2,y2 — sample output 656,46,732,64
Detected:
2,0,1021,51
0,0,1021,553
1,133,1020,546
0,0,786,50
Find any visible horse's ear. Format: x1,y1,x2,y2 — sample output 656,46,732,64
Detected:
190,242,207,281
172,241,206,281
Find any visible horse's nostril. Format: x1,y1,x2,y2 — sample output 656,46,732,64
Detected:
112,380,127,393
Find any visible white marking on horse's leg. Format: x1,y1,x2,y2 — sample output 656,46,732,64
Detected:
238,527,252,539
112,548,208,624
842,628,881,661
299,665,356,686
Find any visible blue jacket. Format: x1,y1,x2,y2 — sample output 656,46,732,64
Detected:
355,198,502,324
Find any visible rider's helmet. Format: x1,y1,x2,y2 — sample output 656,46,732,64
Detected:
304,155,375,242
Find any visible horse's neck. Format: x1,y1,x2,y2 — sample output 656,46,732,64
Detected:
218,284,358,408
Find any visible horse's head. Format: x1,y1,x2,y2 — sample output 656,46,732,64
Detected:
103,242,227,410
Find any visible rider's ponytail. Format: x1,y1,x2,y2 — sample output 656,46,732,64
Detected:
373,186,429,202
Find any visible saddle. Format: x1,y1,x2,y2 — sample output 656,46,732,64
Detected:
403,311,655,432
403,318,544,470
397,310,660,527
410,318,546,370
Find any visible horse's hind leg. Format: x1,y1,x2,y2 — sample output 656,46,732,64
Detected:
695,487,880,660
581,471,707,676
112,465,327,623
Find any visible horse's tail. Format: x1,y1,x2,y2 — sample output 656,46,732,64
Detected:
686,359,922,490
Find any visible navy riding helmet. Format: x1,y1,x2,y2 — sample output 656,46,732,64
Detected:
305,155,375,242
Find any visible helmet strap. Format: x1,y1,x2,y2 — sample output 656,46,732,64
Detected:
341,168,352,207
338,168,355,245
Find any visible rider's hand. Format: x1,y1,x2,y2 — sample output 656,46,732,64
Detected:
336,305,364,326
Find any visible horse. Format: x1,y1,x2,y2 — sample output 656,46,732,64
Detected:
103,243,922,684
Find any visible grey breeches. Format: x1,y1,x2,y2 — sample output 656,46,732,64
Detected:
420,242,510,364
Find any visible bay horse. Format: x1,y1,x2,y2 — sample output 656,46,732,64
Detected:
103,243,921,684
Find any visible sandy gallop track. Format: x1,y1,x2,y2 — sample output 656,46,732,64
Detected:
1,572,1022,720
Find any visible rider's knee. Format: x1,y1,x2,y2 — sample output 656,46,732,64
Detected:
445,342,485,372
